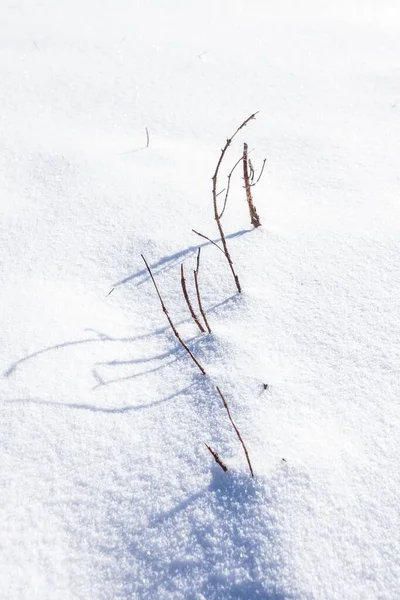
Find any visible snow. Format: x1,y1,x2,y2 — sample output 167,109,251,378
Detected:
1,1,400,598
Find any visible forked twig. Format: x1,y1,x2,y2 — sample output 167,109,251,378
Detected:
243,142,261,228
194,248,211,333
212,112,258,292
192,229,225,254
251,158,266,187
141,255,206,375
205,443,228,472
180,263,205,333
218,154,244,219
216,386,254,477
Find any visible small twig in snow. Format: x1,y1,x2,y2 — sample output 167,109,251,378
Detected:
251,158,266,187
191,229,225,255
121,127,150,154
194,248,211,333
180,263,205,333
218,154,244,220
205,443,228,472
141,255,206,375
216,386,254,477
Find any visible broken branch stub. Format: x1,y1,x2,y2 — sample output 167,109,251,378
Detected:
243,142,261,228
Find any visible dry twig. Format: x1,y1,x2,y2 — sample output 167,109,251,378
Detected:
218,154,244,219
122,127,150,154
191,229,225,254
194,248,211,333
205,443,228,472
180,263,205,333
141,255,206,375
243,142,261,228
216,386,254,477
251,158,266,187
212,112,258,292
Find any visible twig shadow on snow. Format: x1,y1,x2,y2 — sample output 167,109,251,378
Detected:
3,327,166,378
113,229,250,289
3,326,193,381
2,383,194,414
3,290,238,386
91,336,200,390
4,231,248,382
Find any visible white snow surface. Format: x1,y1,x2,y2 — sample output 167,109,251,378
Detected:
1,1,400,598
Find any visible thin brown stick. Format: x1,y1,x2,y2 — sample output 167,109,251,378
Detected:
191,229,225,255
180,263,205,333
196,247,201,272
251,158,266,187
212,112,258,292
216,386,254,477
219,148,256,219
141,255,206,375
205,443,228,472
243,142,261,228
194,248,211,333
218,154,244,219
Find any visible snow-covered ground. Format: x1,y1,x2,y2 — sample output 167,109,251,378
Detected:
1,1,400,598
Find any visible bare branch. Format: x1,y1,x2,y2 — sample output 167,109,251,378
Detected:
251,158,266,186
205,443,228,472
180,263,205,333
191,229,225,255
218,154,244,219
243,142,261,228
196,247,201,272
194,248,211,333
141,255,206,375
212,112,258,292
216,386,254,477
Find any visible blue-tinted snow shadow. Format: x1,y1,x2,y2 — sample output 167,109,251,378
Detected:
3,289,239,385
4,227,247,385
2,384,194,413
3,292,240,396
113,228,251,289
3,331,217,395
3,327,169,378
101,469,290,600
